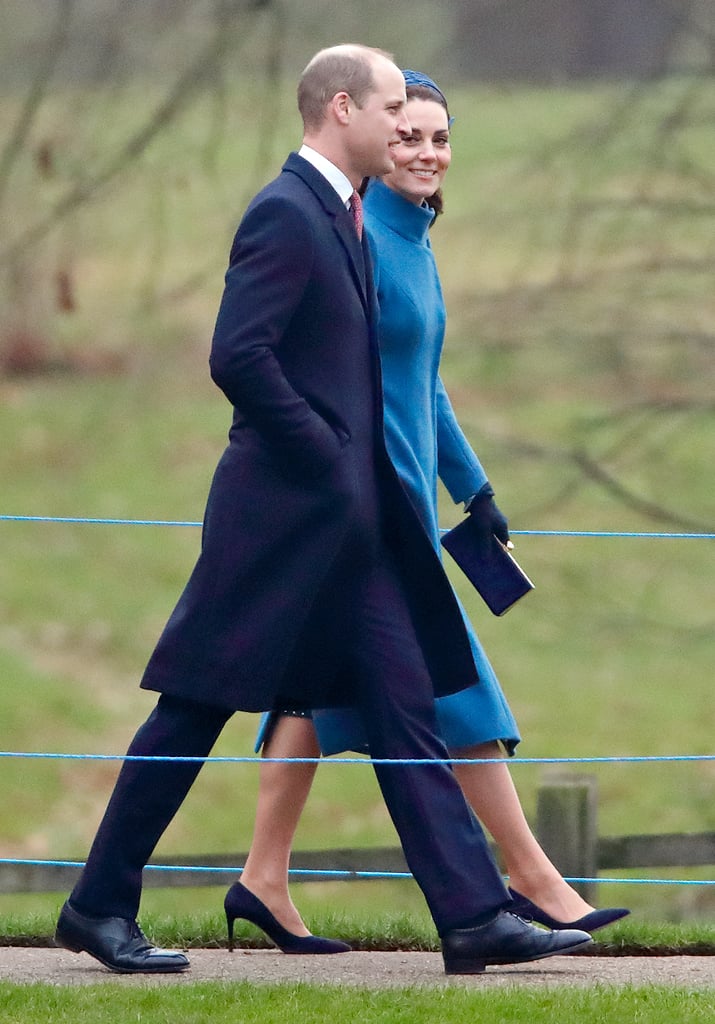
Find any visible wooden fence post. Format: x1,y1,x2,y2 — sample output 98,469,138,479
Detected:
536,772,598,903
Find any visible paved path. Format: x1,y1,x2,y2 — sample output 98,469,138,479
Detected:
1,948,713,988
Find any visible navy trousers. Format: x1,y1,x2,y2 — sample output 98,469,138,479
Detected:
71,555,509,935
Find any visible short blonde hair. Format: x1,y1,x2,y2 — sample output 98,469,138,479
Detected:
298,44,394,131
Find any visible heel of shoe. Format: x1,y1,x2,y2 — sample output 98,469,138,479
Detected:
225,911,235,953
443,953,486,976
54,929,82,954
223,881,350,955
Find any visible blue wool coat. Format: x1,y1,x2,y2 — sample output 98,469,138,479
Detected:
312,180,520,753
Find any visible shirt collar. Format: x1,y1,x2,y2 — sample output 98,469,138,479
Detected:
298,144,354,206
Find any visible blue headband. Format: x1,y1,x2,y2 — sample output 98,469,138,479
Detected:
401,69,453,126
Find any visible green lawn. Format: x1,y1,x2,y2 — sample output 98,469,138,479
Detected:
1,982,713,1024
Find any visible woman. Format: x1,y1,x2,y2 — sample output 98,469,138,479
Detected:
224,71,628,951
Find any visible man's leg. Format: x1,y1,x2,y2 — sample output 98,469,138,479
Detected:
349,556,593,972
70,693,232,919
350,556,509,935
56,693,232,972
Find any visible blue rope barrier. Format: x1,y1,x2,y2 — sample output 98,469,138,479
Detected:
7,753,715,765
1,514,714,539
0,515,203,527
1,857,712,886
0,751,713,765
512,530,715,540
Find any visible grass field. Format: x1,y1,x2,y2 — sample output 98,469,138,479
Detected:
5,980,715,1024
0,981,712,1024
1,68,714,939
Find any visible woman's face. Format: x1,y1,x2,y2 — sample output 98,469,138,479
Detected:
381,96,451,205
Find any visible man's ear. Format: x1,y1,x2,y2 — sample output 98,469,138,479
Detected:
331,91,352,126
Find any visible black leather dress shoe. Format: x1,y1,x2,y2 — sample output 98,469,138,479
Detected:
441,910,592,975
55,901,190,974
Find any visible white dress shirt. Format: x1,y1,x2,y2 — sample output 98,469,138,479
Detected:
298,144,354,208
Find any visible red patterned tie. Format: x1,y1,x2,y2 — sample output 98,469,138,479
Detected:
349,189,363,241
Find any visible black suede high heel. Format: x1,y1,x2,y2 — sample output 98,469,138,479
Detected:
508,888,630,933
224,881,351,954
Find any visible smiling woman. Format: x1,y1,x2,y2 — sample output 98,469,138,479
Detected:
381,88,452,207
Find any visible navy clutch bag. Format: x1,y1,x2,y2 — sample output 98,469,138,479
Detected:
441,521,535,616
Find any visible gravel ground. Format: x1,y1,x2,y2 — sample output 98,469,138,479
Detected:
1,947,714,989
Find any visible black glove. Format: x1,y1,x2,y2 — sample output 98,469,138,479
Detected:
464,482,510,549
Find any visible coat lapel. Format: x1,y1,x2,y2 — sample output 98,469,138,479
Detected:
283,153,369,311
333,209,368,304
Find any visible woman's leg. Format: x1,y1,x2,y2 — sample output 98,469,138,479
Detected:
453,742,595,920
241,723,594,930
239,715,320,935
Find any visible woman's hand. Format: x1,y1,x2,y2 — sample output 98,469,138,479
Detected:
464,482,510,550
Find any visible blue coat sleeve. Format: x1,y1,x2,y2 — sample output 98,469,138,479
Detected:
436,374,488,504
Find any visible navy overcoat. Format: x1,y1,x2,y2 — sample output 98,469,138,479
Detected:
140,153,478,712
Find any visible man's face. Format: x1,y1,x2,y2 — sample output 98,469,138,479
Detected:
347,58,410,179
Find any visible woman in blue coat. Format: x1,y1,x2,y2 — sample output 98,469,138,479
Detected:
229,72,627,950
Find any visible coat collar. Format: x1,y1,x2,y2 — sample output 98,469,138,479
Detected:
364,178,435,246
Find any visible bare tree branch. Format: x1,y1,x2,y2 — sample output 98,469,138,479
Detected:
153,0,287,308
482,427,714,532
0,0,74,212
571,449,714,532
0,0,266,267
583,398,715,426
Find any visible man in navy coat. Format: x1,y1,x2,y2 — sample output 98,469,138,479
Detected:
55,44,591,975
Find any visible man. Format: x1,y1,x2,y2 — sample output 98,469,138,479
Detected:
55,44,591,976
